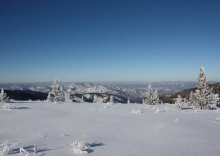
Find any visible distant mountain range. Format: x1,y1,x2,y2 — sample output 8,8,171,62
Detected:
0,81,219,103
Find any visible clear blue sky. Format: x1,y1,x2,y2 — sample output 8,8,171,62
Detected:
0,0,220,83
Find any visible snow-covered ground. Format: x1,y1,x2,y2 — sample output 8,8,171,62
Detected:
1,102,220,156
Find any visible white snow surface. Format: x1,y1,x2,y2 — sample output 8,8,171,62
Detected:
0,101,220,156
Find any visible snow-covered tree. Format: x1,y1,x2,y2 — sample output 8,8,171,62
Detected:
153,89,159,104
109,95,114,103
174,95,183,109
142,98,145,104
47,79,65,102
127,98,130,104
81,96,84,103
188,91,194,106
46,92,53,102
0,88,8,102
207,93,219,109
194,67,217,109
145,84,158,105
93,95,97,103
64,91,72,103
146,84,154,105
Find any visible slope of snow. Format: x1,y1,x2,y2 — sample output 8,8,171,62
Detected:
0,102,220,156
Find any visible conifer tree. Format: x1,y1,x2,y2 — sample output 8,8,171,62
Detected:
194,67,213,109
146,84,158,105
64,91,72,103
0,88,8,102
146,84,154,105
142,98,145,104
109,95,114,103
47,79,65,102
81,96,84,103
127,98,130,104
174,95,183,109
46,92,53,102
153,89,159,104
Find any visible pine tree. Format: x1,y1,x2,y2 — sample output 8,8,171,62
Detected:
127,98,130,104
188,91,194,107
81,96,84,103
109,95,114,103
142,98,145,104
153,89,159,104
93,95,97,103
46,92,53,102
207,93,219,109
174,95,183,109
64,91,72,103
146,84,154,105
194,67,213,109
47,79,65,102
0,88,8,102
146,84,158,105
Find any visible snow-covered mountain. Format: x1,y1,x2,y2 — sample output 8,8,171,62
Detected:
0,81,201,102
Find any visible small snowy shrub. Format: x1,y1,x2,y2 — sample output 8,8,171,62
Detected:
70,141,90,154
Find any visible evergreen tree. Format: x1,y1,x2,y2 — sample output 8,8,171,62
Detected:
127,98,130,104
93,95,97,103
142,98,145,104
46,92,53,102
47,79,65,102
153,89,159,104
194,67,213,109
64,91,72,103
174,95,183,109
146,84,154,105
81,96,84,103
188,91,194,107
109,95,114,103
146,84,158,105
0,88,8,102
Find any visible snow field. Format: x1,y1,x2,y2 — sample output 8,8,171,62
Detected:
0,102,220,156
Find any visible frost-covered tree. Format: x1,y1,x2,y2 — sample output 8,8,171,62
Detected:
81,96,84,103
188,91,197,109
109,95,114,103
174,95,183,109
46,92,53,102
64,91,72,103
47,79,65,102
194,67,216,109
127,98,130,104
57,88,65,102
93,95,97,103
146,84,154,105
207,93,219,109
153,89,159,104
0,88,8,102
142,98,145,104
188,91,194,107
146,84,158,105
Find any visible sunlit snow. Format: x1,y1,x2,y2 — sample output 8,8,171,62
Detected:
1,101,220,156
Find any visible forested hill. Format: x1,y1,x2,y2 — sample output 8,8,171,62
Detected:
162,83,220,104
4,90,48,101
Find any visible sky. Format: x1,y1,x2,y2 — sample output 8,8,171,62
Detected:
0,0,220,83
